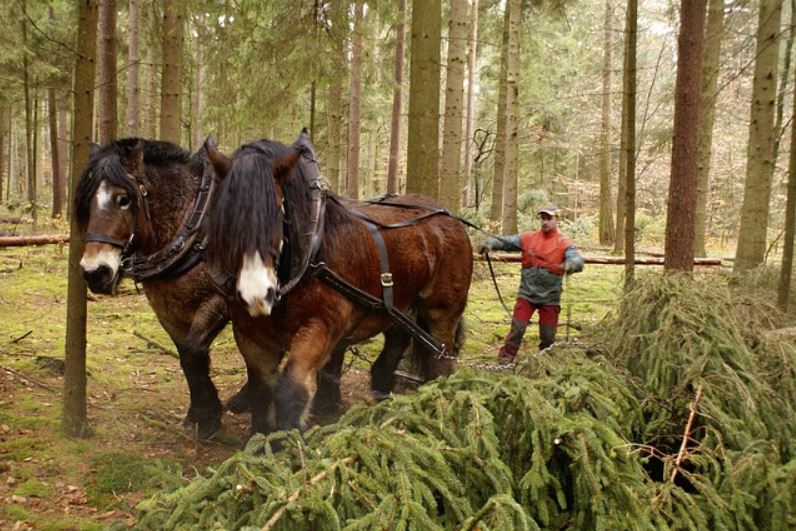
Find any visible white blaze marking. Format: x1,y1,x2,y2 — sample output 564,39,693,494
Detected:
96,180,113,211
237,251,278,317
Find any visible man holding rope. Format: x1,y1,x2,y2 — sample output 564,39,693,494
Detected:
478,203,584,363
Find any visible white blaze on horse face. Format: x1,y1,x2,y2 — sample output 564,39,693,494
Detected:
96,180,114,212
238,251,278,317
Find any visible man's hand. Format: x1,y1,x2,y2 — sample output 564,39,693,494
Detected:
478,238,495,254
562,260,577,274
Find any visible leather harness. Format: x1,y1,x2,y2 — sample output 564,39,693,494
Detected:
84,161,217,283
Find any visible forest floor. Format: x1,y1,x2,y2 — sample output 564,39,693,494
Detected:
0,212,729,530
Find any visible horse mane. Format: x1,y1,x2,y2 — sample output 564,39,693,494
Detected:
74,138,194,231
207,138,321,284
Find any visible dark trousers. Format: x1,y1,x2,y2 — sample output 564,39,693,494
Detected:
499,298,560,360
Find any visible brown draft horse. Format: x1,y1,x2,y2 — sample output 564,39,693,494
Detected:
205,132,473,435
75,138,252,439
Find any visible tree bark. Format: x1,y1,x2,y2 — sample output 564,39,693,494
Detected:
406,0,441,198
64,0,98,438
144,21,159,139
489,8,510,223
778,34,796,311
0,106,4,205
664,0,707,273
386,0,407,195
126,0,141,136
160,0,184,144
192,15,205,150
621,0,637,286
58,96,69,215
735,0,782,271
439,0,468,214
325,0,346,194
98,0,117,143
598,0,614,245
694,0,724,257
462,0,478,207
346,1,364,199
614,8,630,255
22,15,36,223
773,0,796,166
48,89,63,218
501,0,521,234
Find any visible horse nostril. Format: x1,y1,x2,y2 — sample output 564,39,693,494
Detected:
82,265,113,292
265,287,277,306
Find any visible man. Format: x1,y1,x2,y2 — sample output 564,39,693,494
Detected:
478,203,584,363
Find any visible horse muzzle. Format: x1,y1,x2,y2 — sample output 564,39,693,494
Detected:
81,264,117,294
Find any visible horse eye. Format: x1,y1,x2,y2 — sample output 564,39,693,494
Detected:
116,195,131,210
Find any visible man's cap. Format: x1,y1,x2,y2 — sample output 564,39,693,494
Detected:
537,203,560,216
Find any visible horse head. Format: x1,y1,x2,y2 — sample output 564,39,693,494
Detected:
207,134,311,317
75,139,149,294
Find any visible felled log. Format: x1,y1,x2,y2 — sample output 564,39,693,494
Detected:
475,252,723,266
0,234,69,247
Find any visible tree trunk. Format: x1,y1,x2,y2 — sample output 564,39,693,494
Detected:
462,0,478,207
778,52,796,311
386,0,406,195
489,8,510,223
406,0,441,198
192,15,205,150
665,0,707,273
160,0,184,144
22,16,36,223
346,1,364,199
735,0,782,272
0,106,4,205
621,0,637,286
598,0,614,245
694,0,724,257
501,0,521,234
48,89,63,218
325,1,346,194
144,26,159,138
64,0,98,438
98,0,117,143
614,9,630,255
773,0,796,165
58,96,69,214
439,0,468,214
126,0,141,137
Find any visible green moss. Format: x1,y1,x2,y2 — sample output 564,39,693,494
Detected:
4,503,32,521
0,436,49,461
13,478,55,498
85,452,182,509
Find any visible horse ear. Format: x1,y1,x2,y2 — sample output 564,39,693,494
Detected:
204,136,232,179
89,143,101,158
271,149,301,184
123,141,145,174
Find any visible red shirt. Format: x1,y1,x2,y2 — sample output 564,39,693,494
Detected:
519,229,573,276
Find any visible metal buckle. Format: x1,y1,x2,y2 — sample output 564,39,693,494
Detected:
381,272,394,287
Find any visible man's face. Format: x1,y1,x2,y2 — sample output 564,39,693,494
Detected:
539,213,558,233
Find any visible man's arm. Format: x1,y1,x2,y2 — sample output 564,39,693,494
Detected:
563,246,584,273
478,234,521,253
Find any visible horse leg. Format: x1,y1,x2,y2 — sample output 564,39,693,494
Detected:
370,327,412,400
275,321,337,432
231,324,282,436
226,364,256,414
177,297,228,439
311,342,348,419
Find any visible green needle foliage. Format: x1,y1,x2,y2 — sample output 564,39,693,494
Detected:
131,273,796,530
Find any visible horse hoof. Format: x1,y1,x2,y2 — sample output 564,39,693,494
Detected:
371,390,391,402
226,387,252,414
196,418,221,440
